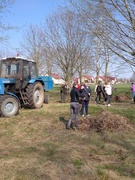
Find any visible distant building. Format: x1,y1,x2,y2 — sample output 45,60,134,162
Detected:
74,75,95,84
47,73,65,85
96,76,117,84
82,75,95,83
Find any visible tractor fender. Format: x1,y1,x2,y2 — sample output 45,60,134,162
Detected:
28,79,44,87
6,92,19,100
28,79,44,89
29,79,36,84
5,92,21,108
29,79,44,85
29,76,53,91
29,78,44,83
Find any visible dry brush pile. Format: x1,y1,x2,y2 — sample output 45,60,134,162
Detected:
78,110,134,133
113,94,131,101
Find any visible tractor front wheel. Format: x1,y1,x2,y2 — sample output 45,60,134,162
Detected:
0,95,19,117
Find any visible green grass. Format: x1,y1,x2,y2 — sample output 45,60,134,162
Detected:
72,159,84,167
110,108,135,123
0,83,135,179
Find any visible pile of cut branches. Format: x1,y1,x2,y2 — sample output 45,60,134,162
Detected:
78,111,134,133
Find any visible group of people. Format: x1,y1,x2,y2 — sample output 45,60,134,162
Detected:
65,81,135,130
95,82,112,106
66,81,113,130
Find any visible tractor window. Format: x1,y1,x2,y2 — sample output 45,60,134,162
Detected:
23,65,29,78
30,63,37,78
0,61,20,77
1,63,6,76
10,64,18,74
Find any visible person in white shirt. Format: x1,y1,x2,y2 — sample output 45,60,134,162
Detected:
105,82,112,106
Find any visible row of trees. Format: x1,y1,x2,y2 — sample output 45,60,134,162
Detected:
1,0,135,83
69,0,135,82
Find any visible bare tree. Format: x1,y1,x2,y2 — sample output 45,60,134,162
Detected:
21,25,45,74
44,8,93,83
69,0,116,78
69,0,135,78
98,0,135,67
40,46,54,76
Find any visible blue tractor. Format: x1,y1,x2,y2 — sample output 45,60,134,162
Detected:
0,56,53,117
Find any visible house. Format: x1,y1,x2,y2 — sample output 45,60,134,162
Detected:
107,76,117,84
82,75,95,83
74,75,95,84
96,76,117,84
50,73,65,85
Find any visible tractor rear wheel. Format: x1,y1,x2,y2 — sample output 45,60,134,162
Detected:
0,95,19,117
26,82,45,108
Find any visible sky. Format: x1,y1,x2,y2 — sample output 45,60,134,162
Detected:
1,0,134,79
1,0,66,54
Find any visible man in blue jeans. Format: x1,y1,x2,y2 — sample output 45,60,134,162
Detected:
80,80,91,116
67,82,84,130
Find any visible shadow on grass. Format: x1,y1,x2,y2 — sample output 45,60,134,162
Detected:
59,116,74,130
59,116,67,127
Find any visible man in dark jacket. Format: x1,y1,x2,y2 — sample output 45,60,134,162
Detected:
60,83,68,103
80,80,91,116
95,82,103,104
67,82,84,130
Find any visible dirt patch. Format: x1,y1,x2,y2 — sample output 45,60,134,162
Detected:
113,94,131,101
78,110,134,133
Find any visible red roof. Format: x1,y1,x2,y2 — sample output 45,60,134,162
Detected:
51,73,61,79
74,78,79,82
98,76,105,80
107,76,116,80
98,76,116,81
83,75,93,79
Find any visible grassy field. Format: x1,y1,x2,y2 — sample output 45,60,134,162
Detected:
0,84,135,180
